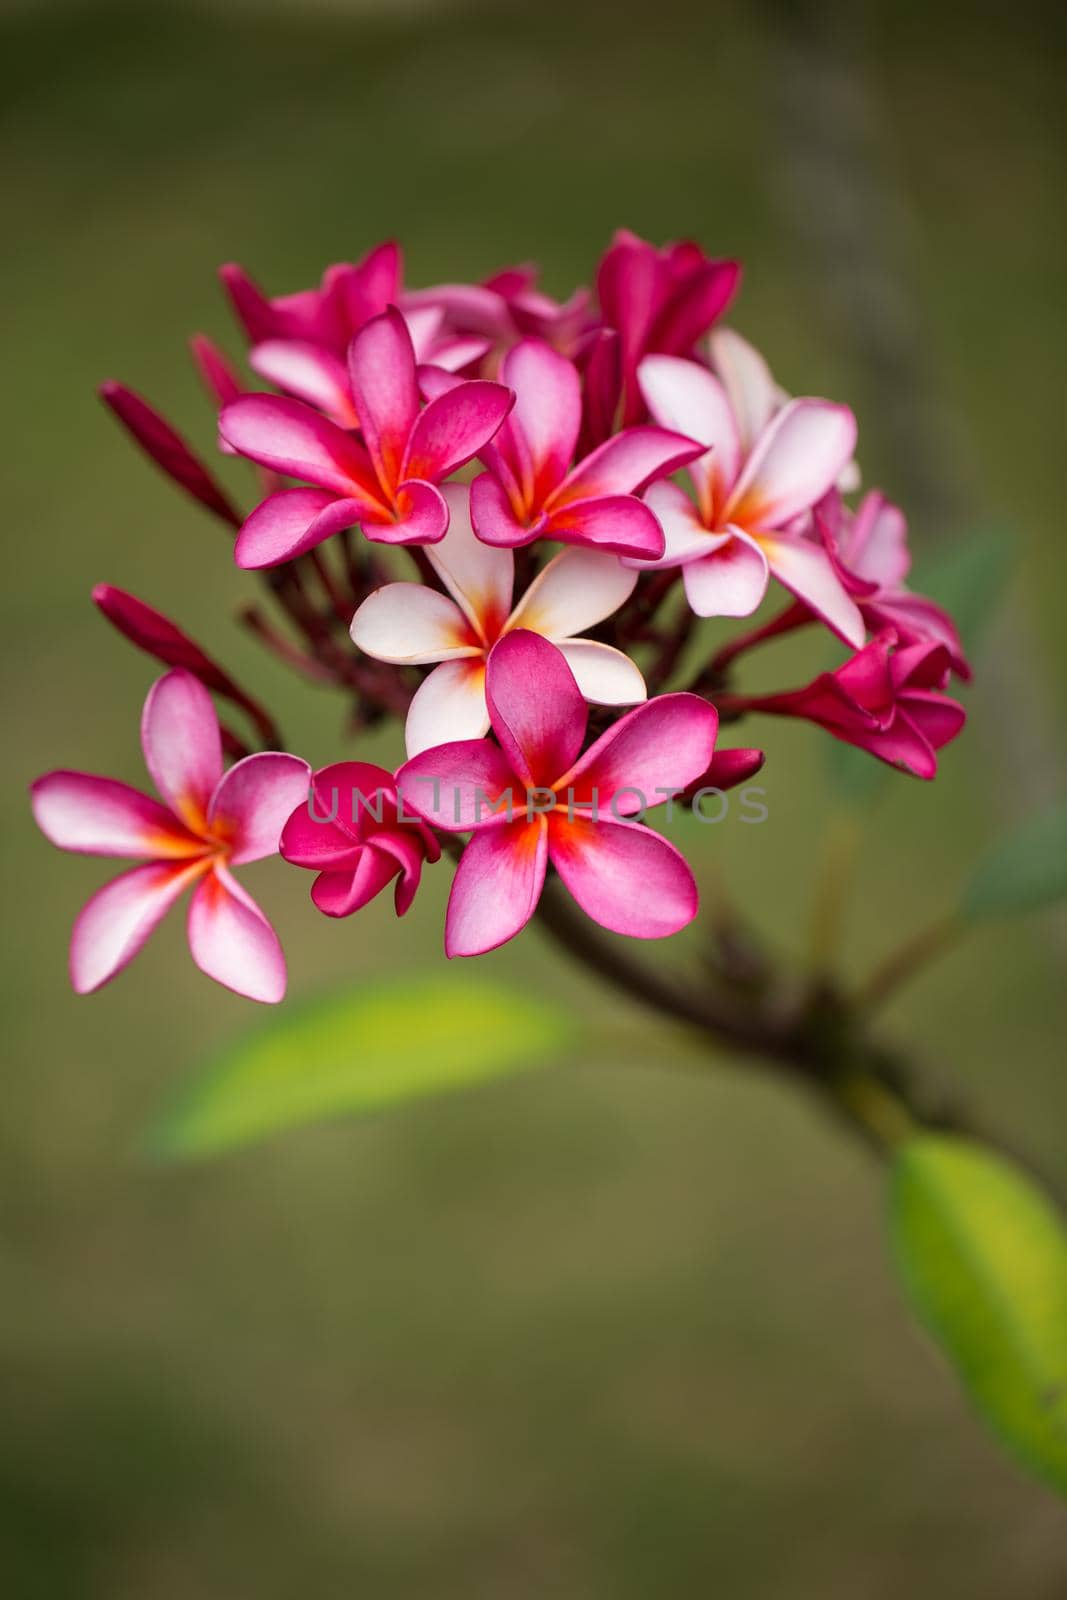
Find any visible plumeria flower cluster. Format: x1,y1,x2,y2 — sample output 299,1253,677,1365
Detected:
33,229,968,1004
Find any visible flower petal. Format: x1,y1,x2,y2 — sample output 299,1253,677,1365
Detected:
500,339,582,499
362,480,450,546
346,307,420,491
186,864,287,1002
707,328,780,452
31,771,205,859
372,828,432,915
208,751,311,865
234,489,367,569
351,583,478,665
637,355,740,510
310,845,400,918
726,399,857,530
554,641,647,705
627,480,724,570
762,534,866,646
544,495,666,560
69,859,206,994
469,472,537,547
426,483,514,637
559,693,717,814
396,738,519,831
547,814,698,938
140,670,222,832
279,804,364,870
681,530,770,617
554,424,702,503
507,546,637,638
847,492,911,588
404,660,490,759
445,818,548,957
219,394,379,498
249,339,356,425
485,630,587,788
401,380,514,483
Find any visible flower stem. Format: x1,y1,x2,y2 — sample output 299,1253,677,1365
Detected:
857,913,965,1013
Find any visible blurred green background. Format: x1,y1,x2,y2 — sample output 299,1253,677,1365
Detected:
4,0,1066,1592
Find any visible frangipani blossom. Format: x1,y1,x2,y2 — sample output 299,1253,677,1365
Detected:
597,229,741,425
818,490,970,679
221,308,513,566
280,762,440,917
31,671,310,1001
736,630,966,779
457,339,701,559
396,631,717,956
635,351,865,644
351,484,646,756
706,327,860,493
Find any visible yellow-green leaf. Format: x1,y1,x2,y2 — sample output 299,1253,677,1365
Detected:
149,977,576,1160
891,1134,1067,1496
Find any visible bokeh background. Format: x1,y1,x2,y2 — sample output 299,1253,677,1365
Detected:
4,0,1066,1592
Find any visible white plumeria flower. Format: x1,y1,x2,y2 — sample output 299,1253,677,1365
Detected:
351,483,646,756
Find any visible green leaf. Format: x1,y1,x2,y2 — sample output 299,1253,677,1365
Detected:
961,800,1067,919
891,1134,1067,1496
149,977,577,1160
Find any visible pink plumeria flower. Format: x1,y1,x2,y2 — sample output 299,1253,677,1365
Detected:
220,308,514,567
220,241,402,354
738,629,966,779
31,671,310,1002
463,338,704,559
280,762,440,917
596,229,741,425
351,484,646,756
634,349,865,645
818,489,971,679
396,631,718,957
706,327,861,494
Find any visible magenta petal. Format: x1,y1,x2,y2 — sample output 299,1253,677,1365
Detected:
560,694,718,813
363,480,449,546
186,865,287,1002
219,394,377,498
445,818,548,957
653,259,741,356
99,382,240,527
69,859,205,994
402,380,514,484
190,334,243,410
548,814,698,938
208,752,311,864
697,747,766,793
485,631,587,788
469,472,537,547
396,741,520,832
544,495,666,560
346,307,420,491
31,771,204,859
372,829,430,916
249,340,356,425
900,689,967,751
234,489,366,568
310,846,400,918
140,670,223,831
501,339,582,497
556,425,702,502
279,804,364,870
307,762,399,844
